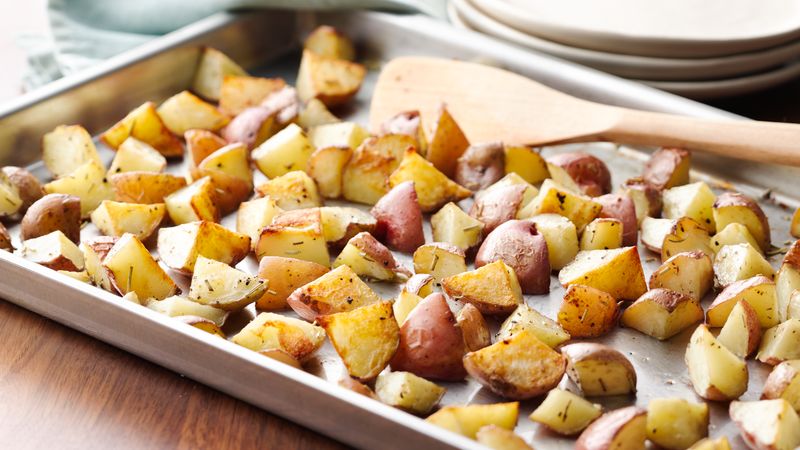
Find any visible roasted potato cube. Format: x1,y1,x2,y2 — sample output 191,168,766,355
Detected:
157,90,229,135
646,398,708,450
546,152,611,197
426,402,519,439
304,25,355,60
762,360,800,411
388,148,471,213
504,146,548,185
470,184,528,234
220,106,275,150
164,176,218,224
317,301,399,381
90,201,165,240
341,143,397,205
717,300,761,358
306,146,352,198
707,275,778,327
146,296,228,327
580,218,623,251
286,264,381,321
729,399,800,450
80,236,117,291
255,171,321,211
476,425,533,450
758,319,800,365
432,202,484,251
457,303,491,351
297,98,340,129
642,147,691,191
716,242,776,287
391,293,467,381
442,260,523,315
661,216,713,262
371,181,425,252
0,166,42,216
393,289,423,326
101,101,183,158
464,329,566,400
475,220,550,295
157,221,250,274
558,284,619,338
455,142,505,191
296,49,365,107
497,303,570,348
595,193,638,247
662,181,716,232
235,196,283,247
191,47,247,101
111,171,187,204
309,121,368,150
232,312,325,360
575,407,646,450
685,324,748,401
107,137,167,175
255,256,328,311
558,246,647,301
192,144,253,215
413,243,467,284
103,233,177,300
333,231,409,282
380,110,427,154
710,222,761,254
713,191,771,251
529,389,601,436
255,221,329,267
528,213,579,270
482,172,539,208
562,343,637,396
425,105,470,178
20,193,81,243
42,124,102,178
518,179,602,231
318,206,377,249
375,371,446,415
252,123,314,179
44,160,113,217
405,273,435,297
188,256,266,310
620,289,703,340
218,75,285,116
19,230,84,271
640,216,673,253
649,251,714,301
621,177,662,224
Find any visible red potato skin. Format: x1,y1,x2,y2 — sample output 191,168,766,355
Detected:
221,106,273,149
475,220,550,295
713,191,771,249
575,406,646,450
2,166,44,214
390,293,468,381
349,231,411,277
260,85,300,125
454,142,505,191
708,275,774,313
642,147,690,191
548,152,611,197
762,361,800,401
405,273,434,296
381,110,422,138
596,193,638,246
469,184,526,235
370,181,425,253
20,193,81,243
623,177,662,216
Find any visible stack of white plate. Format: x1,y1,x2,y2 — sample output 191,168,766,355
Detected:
449,0,800,98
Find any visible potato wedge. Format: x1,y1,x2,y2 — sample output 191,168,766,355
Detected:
107,137,167,175
218,75,285,116
80,236,117,291
157,90,229,135
649,251,714,301
333,231,409,282
685,324,748,401
562,343,637,396
558,284,619,338
546,152,611,197
254,171,322,211
456,303,491,351
504,146,549,185
497,303,570,348
235,196,283,247
729,399,800,450
717,300,761,358
304,25,355,60
762,360,800,411
575,406,646,450
393,289,423,326
475,219,550,294
426,402,518,439
102,233,177,300
146,296,228,327
164,176,218,224
370,181,426,253
286,264,381,321
431,202,483,252
188,256,266,311
662,181,716,232
518,179,602,231
528,213,580,270
558,246,647,301
296,49,365,107
661,216,713,262
388,148,471,213
621,176,662,223
529,389,601,436
306,146,352,199
111,171,187,204
341,143,398,205
42,125,102,178
475,425,533,450
642,147,691,191
714,243,775,288
413,243,467,284
758,319,800,365
90,200,165,240
580,218,623,251
252,123,314,179
44,160,113,217
232,312,325,361
442,260,523,315
255,256,328,311
101,101,183,158
455,142,505,191
710,222,761,255
425,105,470,178
713,191,770,252
375,371,446,415
620,289,703,340
192,142,253,213
157,221,250,274
707,275,777,327
191,47,247,101
20,193,81,243
19,230,84,271
646,398,708,450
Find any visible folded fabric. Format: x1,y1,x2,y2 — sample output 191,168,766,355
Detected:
24,0,447,89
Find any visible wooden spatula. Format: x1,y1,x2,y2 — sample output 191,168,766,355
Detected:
369,57,800,166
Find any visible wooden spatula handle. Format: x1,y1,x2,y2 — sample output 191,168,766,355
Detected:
606,108,800,166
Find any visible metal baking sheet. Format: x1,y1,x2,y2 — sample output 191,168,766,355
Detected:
0,9,798,449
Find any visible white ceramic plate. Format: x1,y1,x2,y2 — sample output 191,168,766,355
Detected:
452,0,800,81
472,0,800,58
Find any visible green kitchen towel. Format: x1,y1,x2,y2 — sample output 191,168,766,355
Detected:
24,0,447,89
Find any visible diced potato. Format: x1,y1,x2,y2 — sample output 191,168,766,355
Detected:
232,312,325,360
776,242,800,322
528,213,580,270
333,231,409,282
341,143,397,205
470,184,529,234
380,110,427,155
575,407,647,450
579,218,622,251
296,49,365,107
431,202,484,251
42,125,102,178
388,148,471,212
44,160,113,217
393,289,423,326
710,222,761,255
729,399,800,450
621,177,662,224
640,216,673,253
426,402,519,439
306,146,352,198
649,251,714,301
309,122,368,150
111,171,187,204
164,176,218,224
457,303,491,351
405,273,435,297
286,264,381,321
504,146,549,185
685,324,748,401
762,360,800,412
707,275,778,327
318,206,377,248
558,284,619,338
19,230,84,271
620,289,703,340
102,233,177,300
545,152,611,197
375,371,445,415
412,243,467,284
717,300,761,358
254,171,321,211
297,98,340,129
107,137,167,175
304,25,355,60
218,75,285,116
529,389,602,436
156,90,229,135
221,106,275,150
146,296,228,326
562,343,637,396
758,319,800,365
192,143,253,215
661,216,714,262
188,256,266,310
101,101,183,158
642,147,691,190
426,105,470,178
255,221,329,267
236,196,283,247
255,256,328,311
497,304,570,348
713,243,775,288
475,425,533,450
0,179,23,218
442,260,522,315
558,246,647,301
157,221,250,274
191,47,247,101
646,398,708,450
90,200,165,240
518,179,602,231
317,301,399,380
252,123,314,179
662,181,716,232
713,191,770,251
80,236,117,291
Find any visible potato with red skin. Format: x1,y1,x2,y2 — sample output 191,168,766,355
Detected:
2,166,43,214
457,303,491,351
185,129,227,166
547,152,611,197
380,110,426,153
455,142,505,191
622,176,662,219
575,406,647,450
255,256,329,311
713,191,771,251
469,184,526,235
339,376,378,399
475,220,550,295
0,222,11,251
642,147,691,191
20,193,81,243
390,293,467,381
595,193,638,247
370,181,424,253
762,361,800,410
221,106,274,150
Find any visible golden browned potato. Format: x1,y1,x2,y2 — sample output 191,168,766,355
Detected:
111,171,187,204
393,289,422,326
108,137,167,175
426,402,519,439
646,398,708,450
157,90,230,135
157,221,250,274
456,303,491,351
317,301,399,381
235,196,283,246
164,176,218,225
375,371,446,415
296,49,365,107
307,146,352,199
546,152,611,197
191,47,247,101
662,181,716,232
341,142,398,205
757,319,800,365
252,124,314,179
464,329,565,400
575,406,646,450
102,233,178,300
661,216,713,262
528,213,579,270
380,110,427,155
255,256,329,311
762,360,800,411
255,220,329,267
476,425,533,450
717,300,761,358
431,202,483,252
714,243,775,288
425,105,470,178
713,191,771,252
558,246,647,301
504,146,549,185
685,324,748,401
255,171,321,211
90,200,165,240
318,206,377,249
192,142,253,214
518,179,602,232
620,289,703,340
19,230,84,271
1,166,43,214
390,293,467,381
413,242,467,284
475,219,550,295
558,284,619,338
333,231,410,282
304,25,355,60
497,303,570,348
562,343,637,396
529,389,602,436
729,399,800,450
642,147,691,191
20,193,81,243
454,142,505,191
387,151,471,214
579,218,623,251
42,125,102,179
649,251,713,301
286,264,381,322
101,101,183,158
621,176,662,223
188,256,266,311
218,75,285,116
43,160,113,217
706,275,778,327
309,121,368,150
442,260,523,315
232,312,325,361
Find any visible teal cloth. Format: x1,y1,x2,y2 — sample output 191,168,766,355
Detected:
23,0,447,89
